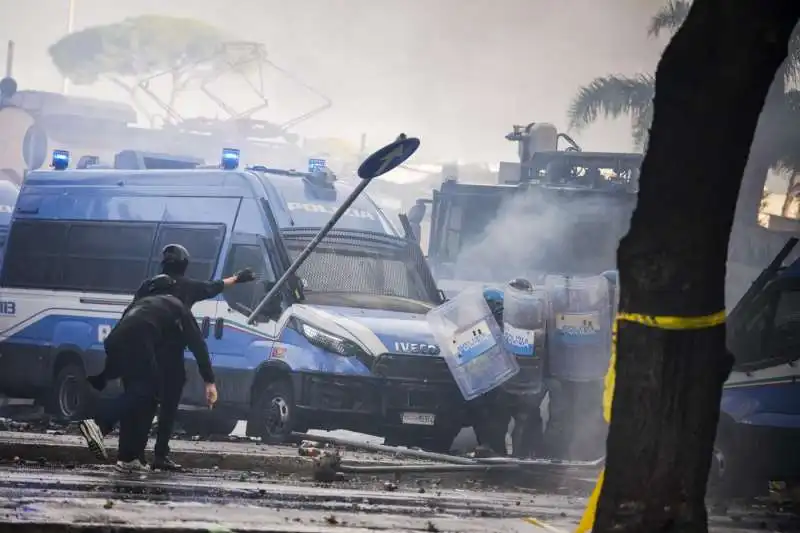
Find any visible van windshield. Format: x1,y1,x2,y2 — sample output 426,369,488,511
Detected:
281,228,441,310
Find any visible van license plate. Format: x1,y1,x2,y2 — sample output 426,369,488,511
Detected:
402,412,435,426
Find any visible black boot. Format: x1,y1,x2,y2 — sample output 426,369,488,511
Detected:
152,456,184,472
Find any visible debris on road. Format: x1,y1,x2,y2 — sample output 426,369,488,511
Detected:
0,464,792,533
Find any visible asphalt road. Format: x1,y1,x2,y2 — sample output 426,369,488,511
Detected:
0,464,796,533
0,463,581,532
1,405,797,532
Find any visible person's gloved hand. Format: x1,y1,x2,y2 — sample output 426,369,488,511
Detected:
235,268,256,283
87,374,107,392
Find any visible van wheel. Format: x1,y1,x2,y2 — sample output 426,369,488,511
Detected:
177,413,238,438
248,378,296,444
47,363,89,422
709,425,767,498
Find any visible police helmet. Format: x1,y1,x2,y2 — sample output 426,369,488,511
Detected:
161,244,190,276
508,277,533,291
601,270,619,286
147,274,177,294
483,287,504,320
483,287,504,304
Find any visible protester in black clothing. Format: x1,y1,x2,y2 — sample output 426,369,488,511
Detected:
78,275,217,473
131,244,255,471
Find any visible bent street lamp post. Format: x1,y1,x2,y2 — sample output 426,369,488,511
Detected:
247,134,421,324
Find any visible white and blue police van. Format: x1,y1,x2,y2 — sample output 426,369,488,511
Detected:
0,180,19,254
0,147,466,451
712,237,800,494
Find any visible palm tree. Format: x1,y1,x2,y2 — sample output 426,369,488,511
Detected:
569,0,799,153
568,0,689,150
568,0,800,267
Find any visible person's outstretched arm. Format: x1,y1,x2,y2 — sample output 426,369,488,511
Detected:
185,268,257,304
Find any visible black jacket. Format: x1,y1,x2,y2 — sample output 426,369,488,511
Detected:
104,293,214,384
128,275,224,382
133,275,224,308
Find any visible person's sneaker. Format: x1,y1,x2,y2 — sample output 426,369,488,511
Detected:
114,459,149,474
152,456,184,472
78,419,107,460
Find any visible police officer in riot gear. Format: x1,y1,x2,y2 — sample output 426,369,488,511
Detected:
78,275,217,473
470,288,510,456
543,274,611,461
473,279,548,458
502,278,547,458
132,244,255,471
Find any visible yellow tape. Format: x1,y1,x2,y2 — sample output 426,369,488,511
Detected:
616,310,726,330
524,516,570,533
575,468,605,533
574,309,725,533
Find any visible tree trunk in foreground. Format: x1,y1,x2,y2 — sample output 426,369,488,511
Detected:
595,2,800,533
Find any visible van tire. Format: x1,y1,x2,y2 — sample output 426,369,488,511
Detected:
248,378,296,444
708,422,767,498
177,412,238,438
47,363,89,422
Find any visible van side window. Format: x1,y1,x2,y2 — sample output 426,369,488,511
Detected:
1,220,157,292
148,223,226,280
769,288,800,363
64,222,157,292
2,220,69,289
729,301,770,367
223,244,275,313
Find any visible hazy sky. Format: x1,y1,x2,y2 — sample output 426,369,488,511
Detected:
1,0,668,162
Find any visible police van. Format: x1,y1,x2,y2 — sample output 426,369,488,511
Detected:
0,148,466,451
714,238,800,493
0,180,19,253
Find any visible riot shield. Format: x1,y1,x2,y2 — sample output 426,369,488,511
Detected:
545,275,612,381
501,285,548,396
426,286,520,400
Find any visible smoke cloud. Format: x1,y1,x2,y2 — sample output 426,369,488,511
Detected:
450,191,632,284
1,0,667,163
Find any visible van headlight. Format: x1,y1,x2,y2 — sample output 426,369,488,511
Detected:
291,318,373,365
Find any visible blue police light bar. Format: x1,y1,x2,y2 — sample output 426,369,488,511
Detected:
308,158,327,173
221,148,240,170
51,150,70,170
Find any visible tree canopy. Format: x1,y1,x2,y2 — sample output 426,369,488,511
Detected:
48,15,225,86
47,17,276,128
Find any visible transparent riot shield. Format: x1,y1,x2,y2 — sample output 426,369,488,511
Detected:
426,286,520,400
501,286,548,396
545,275,612,381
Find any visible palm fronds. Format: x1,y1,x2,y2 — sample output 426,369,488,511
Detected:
568,75,655,136
647,0,691,38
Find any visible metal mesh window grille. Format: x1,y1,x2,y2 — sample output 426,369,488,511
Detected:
280,228,440,303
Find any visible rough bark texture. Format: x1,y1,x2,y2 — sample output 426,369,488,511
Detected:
595,2,800,533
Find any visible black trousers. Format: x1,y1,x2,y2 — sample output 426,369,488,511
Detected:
94,335,159,463
153,372,185,459
544,378,606,460
508,391,546,458
471,389,547,458
470,389,510,456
